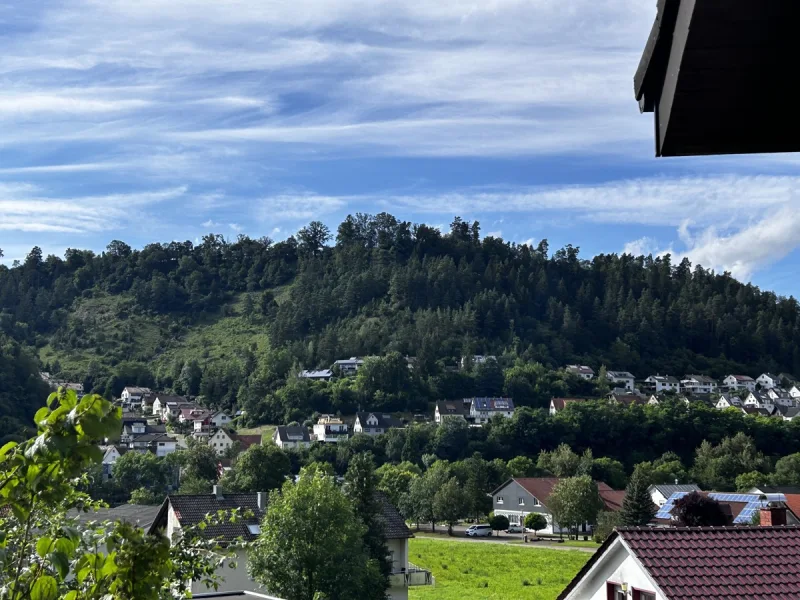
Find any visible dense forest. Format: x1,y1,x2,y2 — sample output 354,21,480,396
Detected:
2,213,800,432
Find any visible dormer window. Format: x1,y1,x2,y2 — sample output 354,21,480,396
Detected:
497,496,504,504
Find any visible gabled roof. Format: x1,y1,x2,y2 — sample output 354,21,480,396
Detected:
469,397,514,411
728,374,755,382
299,369,333,379
274,426,311,443
123,386,151,395
550,397,587,412
435,400,470,416
647,375,679,383
606,371,635,379
150,492,265,542
566,365,594,375
785,407,800,419
155,394,188,404
355,412,403,429
609,393,644,407
560,526,800,600
491,478,614,509
233,434,262,450
375,491,413,540
121,413,147,424
683,374,717,384
649,483,700,497
130,432,177,443
760,372,780,381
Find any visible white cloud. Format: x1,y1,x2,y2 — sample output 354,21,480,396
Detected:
228,223,243,232
256,193,349,221
622,236,660,257
201,219,221,228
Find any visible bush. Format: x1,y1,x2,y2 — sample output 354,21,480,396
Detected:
593,511,622,543
489,514,510,534
525,512,548,535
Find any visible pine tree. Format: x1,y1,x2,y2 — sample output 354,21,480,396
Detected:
619,469,657,526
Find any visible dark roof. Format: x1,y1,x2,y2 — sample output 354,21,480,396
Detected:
274,426,311,443
150,492,265,542
435,400,469,416
130,433,177,443
71,503,162,530
559,526,800,599
375,491,412,540
469,397,514,411
121,413,147,423
355,412,403,429
755,486,800,495
609,393,644,406
155,394,187,403
650,483,700,497
684,375,717,384
598,490,626,512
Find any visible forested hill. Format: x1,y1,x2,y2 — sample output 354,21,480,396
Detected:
1,213,799,422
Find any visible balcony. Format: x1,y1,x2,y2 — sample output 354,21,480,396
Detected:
389,563,434,588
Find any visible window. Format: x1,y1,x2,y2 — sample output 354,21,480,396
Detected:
497,496,504,504
247,524,261,535
532,497,540,506
606,583,625,600
518,497,525,506
633,591,655,600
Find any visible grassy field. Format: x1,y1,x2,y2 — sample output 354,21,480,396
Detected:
236,424,277,442
408,537,590,600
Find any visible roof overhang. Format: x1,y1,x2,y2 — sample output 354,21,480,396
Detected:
635,0,800,156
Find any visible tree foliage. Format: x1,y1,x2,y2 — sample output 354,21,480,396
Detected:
547,476,604,538
619,469,657,526
672,491,730,527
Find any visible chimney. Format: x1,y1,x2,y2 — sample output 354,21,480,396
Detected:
213,484,223,500
760,503,788,527
257,491,267,511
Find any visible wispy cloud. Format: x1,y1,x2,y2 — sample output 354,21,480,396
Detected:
256,193,349,221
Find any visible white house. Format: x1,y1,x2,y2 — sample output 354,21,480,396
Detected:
313,415,349,443
298,369,333,381
127,433,177,457
331,357,364,376
209,428,236,455
468,397,515,424
715,393,742,409
100,445,126,480
647,483,700,507
272,426,312,450
149,487,431,599
789,385,800,399
756,373,781,389
556,517,800,600
209,410,233,429
549,397,587,415
353,412,403,435
566,365,595,380
121,386,151,406
766,388,796,406
460,355,497,370
644,375,680,393
680,375,717,395
153,395,189,418
745,390,774,412
606,371,636,390
434,400,470,423
723,374,756,392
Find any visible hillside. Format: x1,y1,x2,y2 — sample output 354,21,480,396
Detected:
2,213,800,425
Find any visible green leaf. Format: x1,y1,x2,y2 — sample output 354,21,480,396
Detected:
34,407,50,424
30,575,58,600
0,441,17,457
49,550,70,580
54,537,76,557
64,592,78,600
36,536,53,558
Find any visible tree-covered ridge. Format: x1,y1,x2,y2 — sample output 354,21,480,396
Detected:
0,335,50,443
3,213,800,379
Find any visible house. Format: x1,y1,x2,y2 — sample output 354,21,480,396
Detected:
550,398,587,416
784,407,800,422
766,388,795,406
353,412,403,436
298,369,333,381
644,375,680,393
741,406,774,418
680,375,717,395
566,365,595,380
121,386,152,406
489,478,622,535
647,483,700,508
723,375,756,392
140,391,157,413
607,392,644,407
272,426,312,450
434,400,471,423
162,400,198,422
655,491,800,526
127,433,177,457
100,444,127,480
460,355,496,370
715,393,742,410
780,373,798,386
789,385,800,399
557,522,800,600
757,373,781,389
331,357,364,376
120,413,148,442
468,397,515,424
745,390,774,412
149,486,430,598
746,485,800,496
151,394,184,417
210,410,233,429
179,408,212,432
312,415,349,443
209,428,236,455
606,371,636,390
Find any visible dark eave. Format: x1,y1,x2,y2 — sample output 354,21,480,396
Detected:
634,0,800,157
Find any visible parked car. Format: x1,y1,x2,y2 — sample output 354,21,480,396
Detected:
466,524,493,537
505,525,523,533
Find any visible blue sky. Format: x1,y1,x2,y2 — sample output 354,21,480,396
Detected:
2,0,800,296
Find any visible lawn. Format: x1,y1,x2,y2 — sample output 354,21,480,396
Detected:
408,538,590,600
236,424,277,442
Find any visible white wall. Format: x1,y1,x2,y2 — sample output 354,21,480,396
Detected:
567,541,664,600
387,538,409,600
191,548,267,595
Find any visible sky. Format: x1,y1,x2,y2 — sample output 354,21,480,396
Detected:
2,0,800,296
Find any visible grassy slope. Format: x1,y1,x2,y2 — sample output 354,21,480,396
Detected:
408,538,590,600
39,287,291,377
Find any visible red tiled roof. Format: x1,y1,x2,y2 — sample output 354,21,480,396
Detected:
550,398,587,411
512,477,613,508
559,526,800,599
599,490,626,512
233,434,262,449
783,495,800,520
